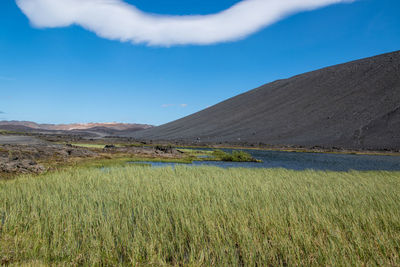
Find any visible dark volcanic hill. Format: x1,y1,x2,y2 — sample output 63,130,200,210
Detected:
130,51,400,150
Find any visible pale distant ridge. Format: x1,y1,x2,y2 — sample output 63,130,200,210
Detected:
0,121,153,132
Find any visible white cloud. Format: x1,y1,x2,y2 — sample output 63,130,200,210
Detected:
161,104,188,108
161,104,175,108
16,0,353,46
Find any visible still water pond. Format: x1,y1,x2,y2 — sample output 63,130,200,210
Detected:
130,149,400,171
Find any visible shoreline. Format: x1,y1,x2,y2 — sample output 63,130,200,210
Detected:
168,143,400,157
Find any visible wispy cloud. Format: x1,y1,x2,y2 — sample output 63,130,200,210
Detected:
16,0,354,46
161,104,188,108
161,104,175,108
0,111,4,114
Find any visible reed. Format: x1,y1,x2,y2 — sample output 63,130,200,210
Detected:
1,166,399,266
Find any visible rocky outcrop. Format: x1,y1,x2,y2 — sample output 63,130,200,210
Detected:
0,141,184,178
0,157,45,174
0,144,96,177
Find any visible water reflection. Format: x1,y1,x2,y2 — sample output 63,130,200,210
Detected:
129,149,400,171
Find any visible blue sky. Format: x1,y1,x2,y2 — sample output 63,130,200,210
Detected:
0,0,399,125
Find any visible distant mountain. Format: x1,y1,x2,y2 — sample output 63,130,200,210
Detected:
129,51,400,150
0,121,153,134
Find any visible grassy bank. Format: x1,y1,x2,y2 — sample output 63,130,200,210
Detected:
1,167,399,266
39,155,193,172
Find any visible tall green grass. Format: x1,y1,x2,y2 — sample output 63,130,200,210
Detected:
212,149,258,162
1,166,399,266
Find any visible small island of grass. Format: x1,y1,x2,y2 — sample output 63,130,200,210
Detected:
177,148,261,162
212,149,261,162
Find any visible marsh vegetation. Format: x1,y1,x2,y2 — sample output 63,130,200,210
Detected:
1,166,399,266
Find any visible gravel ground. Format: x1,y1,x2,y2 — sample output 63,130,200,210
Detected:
0,135,47,145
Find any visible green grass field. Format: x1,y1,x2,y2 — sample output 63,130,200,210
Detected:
1,166,399,266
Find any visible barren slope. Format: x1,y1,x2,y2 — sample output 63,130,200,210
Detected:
130,51,400,150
